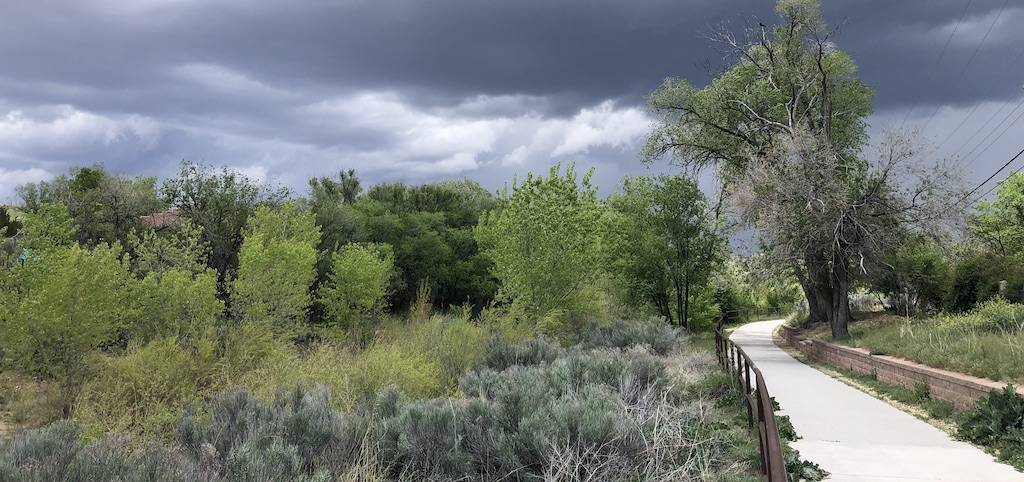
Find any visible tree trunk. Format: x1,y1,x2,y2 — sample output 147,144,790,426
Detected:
828,254,852,339
672,275,686,330
801,258,835,328
655,293,673,325
683,275,691,331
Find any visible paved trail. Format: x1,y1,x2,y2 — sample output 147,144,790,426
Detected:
731,319,1024,482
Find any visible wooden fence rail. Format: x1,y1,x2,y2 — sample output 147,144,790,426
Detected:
715,329,787,482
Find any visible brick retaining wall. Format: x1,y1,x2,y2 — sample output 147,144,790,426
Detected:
779,324,1024,410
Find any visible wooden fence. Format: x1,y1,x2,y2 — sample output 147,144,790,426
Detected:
715,329,788,481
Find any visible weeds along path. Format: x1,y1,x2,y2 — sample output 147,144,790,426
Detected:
731,319,1024,482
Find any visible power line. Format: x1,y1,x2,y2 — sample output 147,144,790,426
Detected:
921,0,1010,131
961,146,1024,205
900,0,976,127
948,93,1024,159
959,99,1024,167
966,162,1024,206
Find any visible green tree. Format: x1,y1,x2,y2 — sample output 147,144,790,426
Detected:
19,166,163,247
19,203,77,253
475,164,603,321
161,161,288,289
134,268,223,342
317,243,394,336
974,172,1024,256
870,235,950,314
0,243,137,415
310,179,497,312
604,176,722,329
232,203,320,334
643,0,961,338
127,221,210,278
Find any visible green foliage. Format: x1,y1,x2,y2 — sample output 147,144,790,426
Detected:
603,176,724,329
476,164,603,321
232,203,320,334
134,268,224,342
974,171,1024,257
1,319,759,481
1,243,137,414
481,334,565,371
161,161,288,286
317,243,394,335
128,221,210,277
958,385,1024,468
75,335,217,441
837,301,1024,384
573,318,681,355
945,251,1024,312
18,203,77,253
18,166,164,248
309,175,497,313
871,236,950,313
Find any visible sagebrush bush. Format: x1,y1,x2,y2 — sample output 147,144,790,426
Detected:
2,319,753,481
481,333,564,371
574,318,682,355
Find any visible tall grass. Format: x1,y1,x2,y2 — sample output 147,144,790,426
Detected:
839,299,1024,383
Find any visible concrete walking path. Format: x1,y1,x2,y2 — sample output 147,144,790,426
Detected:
731,319,1024,481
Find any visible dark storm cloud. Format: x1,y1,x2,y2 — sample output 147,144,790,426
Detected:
0,0,1021,200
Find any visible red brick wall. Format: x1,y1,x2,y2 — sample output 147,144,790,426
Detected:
779,325,1024,410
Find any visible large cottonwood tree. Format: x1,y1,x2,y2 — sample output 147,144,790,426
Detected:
644,0,960,338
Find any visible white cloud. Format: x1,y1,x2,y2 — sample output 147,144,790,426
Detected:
0,105,161,158
299,92,651,178
0,167,51,202
0,90,653,197
551,101,651,157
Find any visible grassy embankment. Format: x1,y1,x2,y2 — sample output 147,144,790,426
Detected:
803,299,1024,385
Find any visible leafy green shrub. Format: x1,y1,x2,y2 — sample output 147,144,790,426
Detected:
134,268,223,342
387,315,487,390
232,203,320,335
1,243,138,415
317,243,394,338
347,343,444,402
75,336,217,441
784,447,828,482
945,253,1024,312
957,385,1024,467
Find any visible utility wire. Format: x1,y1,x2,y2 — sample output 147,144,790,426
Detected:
959,99,1024,168
949,93,1024,159
960,146,1024,205
900,0,976,127
970,161,1024,205
921,0,1010,131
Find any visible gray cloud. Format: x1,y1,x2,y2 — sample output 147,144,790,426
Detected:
0,0,1021,201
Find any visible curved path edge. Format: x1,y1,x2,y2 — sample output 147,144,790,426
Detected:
730,319,1023,482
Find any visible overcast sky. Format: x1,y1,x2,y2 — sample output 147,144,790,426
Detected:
1,0,1022,202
